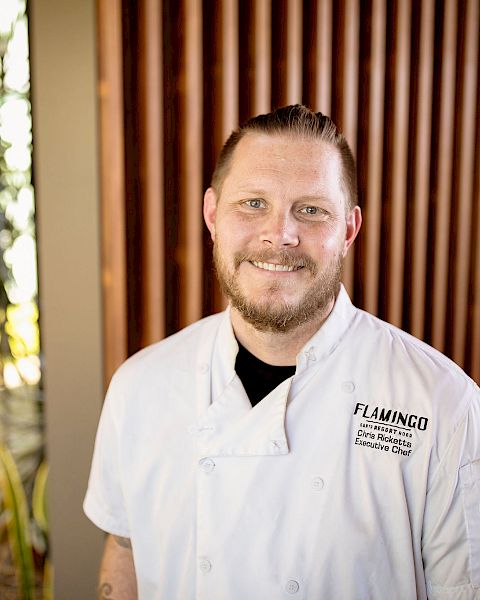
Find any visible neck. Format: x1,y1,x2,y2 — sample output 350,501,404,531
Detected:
230,298,335,366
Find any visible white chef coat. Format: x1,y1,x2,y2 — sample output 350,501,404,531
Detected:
84,286,480,600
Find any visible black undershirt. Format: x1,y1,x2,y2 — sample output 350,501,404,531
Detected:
235,342,296,407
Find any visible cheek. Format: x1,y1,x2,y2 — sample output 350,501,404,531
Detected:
322,236,344,253
217,218,253,250
322,222,346,251
215,229,246,269
307,226,345,256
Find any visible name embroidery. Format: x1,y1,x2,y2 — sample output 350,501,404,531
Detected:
352,402,429,457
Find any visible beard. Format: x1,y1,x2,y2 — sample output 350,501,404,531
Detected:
213,243,343,333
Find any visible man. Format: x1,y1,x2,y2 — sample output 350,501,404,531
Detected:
85,105,480,599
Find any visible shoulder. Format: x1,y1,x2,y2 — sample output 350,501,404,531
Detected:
354,307,472,379
107,312,225,398
349,307,478,411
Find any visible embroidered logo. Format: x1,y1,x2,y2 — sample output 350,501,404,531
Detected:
352,402,429,457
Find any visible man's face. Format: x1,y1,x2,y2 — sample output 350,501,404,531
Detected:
203,133,361,333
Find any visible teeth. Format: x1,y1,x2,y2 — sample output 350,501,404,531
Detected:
251,261,299,272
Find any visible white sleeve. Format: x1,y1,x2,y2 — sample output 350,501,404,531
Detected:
83,379,130,537
423,381,480,599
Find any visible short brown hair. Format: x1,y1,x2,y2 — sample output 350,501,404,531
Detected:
211,104,358,210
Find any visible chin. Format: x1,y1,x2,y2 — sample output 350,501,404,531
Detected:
242,279,302,297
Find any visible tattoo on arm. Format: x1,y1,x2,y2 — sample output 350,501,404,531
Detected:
113,535,132,549
98,582,114,599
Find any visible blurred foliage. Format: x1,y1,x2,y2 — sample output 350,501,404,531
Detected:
0,443,50,599
0,1,48,598
0,442,35,599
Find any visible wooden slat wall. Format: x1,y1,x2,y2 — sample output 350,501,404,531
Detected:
451,0,479,366
430,0,458,354
386,0,411,327
253,0,272,114
98,0,480,385
97,0,128,382
357,0,386,316
333,0,360,295
138,0,165,346
314,0,332,115
409,0,434,340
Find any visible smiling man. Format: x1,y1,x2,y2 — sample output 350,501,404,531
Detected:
205,131,359,352
84,105,480,600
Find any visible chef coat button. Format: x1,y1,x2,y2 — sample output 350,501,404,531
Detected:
198,557,212,573
199,362,210,373
342,380,355,393
199,457,215,473
285,579,300,594
312,476,324,491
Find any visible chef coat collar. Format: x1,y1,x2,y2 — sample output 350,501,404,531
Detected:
199,304,291,457
295,284,357,375
214,284,357,383
194,286,356,457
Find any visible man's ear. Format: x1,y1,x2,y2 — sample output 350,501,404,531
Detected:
342,206,362,257
203,187,217,241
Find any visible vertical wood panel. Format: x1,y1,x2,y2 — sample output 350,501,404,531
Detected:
214,0,240,313
339,0,359,151
409,0,435,339
139,0,165,345
386,0,411,327
221,0,239,138
253,0,272,114
451,0,479,364
97,0,128,384
470,109,480,381
179,0,203,328
315,0,332,115
431,0,458,352
334,0,360,296
286,0,303,104
271,1,288,106
362,0,386,315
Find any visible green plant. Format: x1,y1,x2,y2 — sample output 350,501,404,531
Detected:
0,442,35,599
0,443,50,599
33,461,52,600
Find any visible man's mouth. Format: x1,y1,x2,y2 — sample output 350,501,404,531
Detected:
250,260,304,272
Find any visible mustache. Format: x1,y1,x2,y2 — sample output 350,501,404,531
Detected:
234,250,318,274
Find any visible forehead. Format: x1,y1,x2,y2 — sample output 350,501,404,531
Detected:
222,132,344,198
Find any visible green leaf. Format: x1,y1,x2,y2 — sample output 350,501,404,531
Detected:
32,460,48,534
42,557,53,600
0,442,35,599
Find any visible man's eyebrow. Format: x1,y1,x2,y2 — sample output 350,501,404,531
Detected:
294,195,334,204
231,189,334,204
231,188,267,195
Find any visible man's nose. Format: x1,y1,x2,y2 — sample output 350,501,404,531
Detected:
260,211,299,248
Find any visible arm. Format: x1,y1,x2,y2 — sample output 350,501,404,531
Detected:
422,383,480,598
98,535,138,600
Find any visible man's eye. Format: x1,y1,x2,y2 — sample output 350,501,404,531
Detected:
244,199,264,209
301,206,319,215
